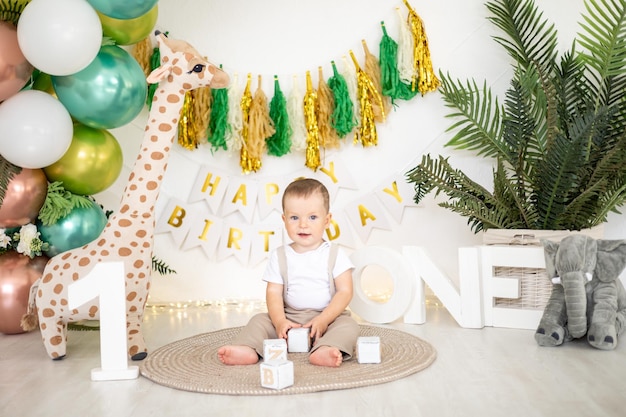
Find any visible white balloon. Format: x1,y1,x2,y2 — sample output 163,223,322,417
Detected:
17,0,102,76
0,90,73,169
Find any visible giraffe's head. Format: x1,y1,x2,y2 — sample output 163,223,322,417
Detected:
146,31,230,90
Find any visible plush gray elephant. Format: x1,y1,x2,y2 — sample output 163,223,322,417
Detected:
535,235,626,350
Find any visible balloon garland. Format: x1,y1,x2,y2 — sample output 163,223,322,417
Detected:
131,0,439,174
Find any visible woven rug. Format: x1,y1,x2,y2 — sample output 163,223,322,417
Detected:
139,325,436,395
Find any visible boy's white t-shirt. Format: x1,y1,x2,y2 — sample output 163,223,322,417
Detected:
262,241,354,310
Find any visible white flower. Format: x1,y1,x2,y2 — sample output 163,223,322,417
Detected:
0,229,10,249
16,224,40,257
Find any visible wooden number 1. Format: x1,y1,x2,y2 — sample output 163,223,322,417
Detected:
68,261,139,381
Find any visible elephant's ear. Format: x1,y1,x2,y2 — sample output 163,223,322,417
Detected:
595,240,626,282
541,239,559,279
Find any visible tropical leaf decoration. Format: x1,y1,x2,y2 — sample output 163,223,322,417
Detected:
406,0,626,232
0,155,21,206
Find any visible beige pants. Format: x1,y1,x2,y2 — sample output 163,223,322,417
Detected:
232,307,359,360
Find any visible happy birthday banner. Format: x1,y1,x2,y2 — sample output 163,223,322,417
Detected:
155,156,417,267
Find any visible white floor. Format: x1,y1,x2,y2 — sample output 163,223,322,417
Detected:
1,301,624,417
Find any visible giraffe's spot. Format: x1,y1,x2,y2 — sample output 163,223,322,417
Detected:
140,195,147,203
182,82,193,90
120,204,130,214
136,230,147,238
50,336,63,346
53,284,63,294
42,308,55,318
158,122,173,132
118,219,132,227
130,241,138,247
62,262,72,270
144,163,152,171
88,306,98,317
129,345,139,356
166,94,180,104
60,299,68,306
127,291,137,301
133,260,144,269
146,180,158,190
41,323,47,330
72,273,79,281
78,257,91,267
42,273,53,283
51,264,60,272
89,250,97,256
129,184,138,191
51,300,56,306
100,249,110,257
129,328,139,335
118,247,132,257
61,252,72,260
37,288,43,297
138,272,146,279
72,309,79,314
97,238,106,246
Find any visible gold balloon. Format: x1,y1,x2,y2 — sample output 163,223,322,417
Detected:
0,168,48,228
43,123,123,196
98,5,158,46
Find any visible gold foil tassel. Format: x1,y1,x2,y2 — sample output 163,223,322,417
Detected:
304,70,321,171
246,75,275,172
177,91,198,150
349,50,383,147
362,39,391,122
131,36,153,77
403,0,440,94
317,66,340,149
239,73,255,173
192,85,213,144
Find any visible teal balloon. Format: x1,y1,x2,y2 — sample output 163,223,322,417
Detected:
87,0,158,19
37,201,107,257
52,45,147,130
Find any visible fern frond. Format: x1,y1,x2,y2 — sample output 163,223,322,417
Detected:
0,155,21,205
152,256,177,275
38,182,93,226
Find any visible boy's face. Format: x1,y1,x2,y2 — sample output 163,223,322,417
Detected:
282,191,331,253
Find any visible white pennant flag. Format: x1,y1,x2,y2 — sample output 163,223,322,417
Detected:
248,222,284,267
374,175,417,223
187,166,230,214
217,220,253,265
256,176,290,220
220,177,259,223
315,157,359,197
155,198,197,247
343,193,392,243
325,211,357,250
181,213,224,259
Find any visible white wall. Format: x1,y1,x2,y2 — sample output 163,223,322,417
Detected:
95,0,626,304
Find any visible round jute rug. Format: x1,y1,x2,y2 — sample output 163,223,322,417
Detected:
139,325,437,395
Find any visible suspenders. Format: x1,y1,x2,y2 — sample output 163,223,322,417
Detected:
277,243,339,302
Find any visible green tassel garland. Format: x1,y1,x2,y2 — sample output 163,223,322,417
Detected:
206,80,230,151
380,21,418,103
267,76,292,156
327,61,357,138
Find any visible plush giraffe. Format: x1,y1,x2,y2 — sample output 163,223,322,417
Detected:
23,32,229,360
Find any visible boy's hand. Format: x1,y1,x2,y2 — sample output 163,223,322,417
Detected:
304,315,330,341
275,319,301,339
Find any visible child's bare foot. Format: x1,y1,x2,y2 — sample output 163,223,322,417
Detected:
309,346,343,367
217,345,259,365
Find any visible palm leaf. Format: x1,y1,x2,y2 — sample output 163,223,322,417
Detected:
0,155,21,206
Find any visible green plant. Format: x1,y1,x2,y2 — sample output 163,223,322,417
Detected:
406,0,626,232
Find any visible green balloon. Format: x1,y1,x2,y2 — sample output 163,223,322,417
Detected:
52,45,147,130
37,201,107,257
87,0,158,19
44,123,123,196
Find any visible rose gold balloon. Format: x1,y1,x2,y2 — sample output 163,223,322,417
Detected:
0,251,48,334
0,168,48,228
0,21,34,102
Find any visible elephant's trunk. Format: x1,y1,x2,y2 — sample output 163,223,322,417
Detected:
562,271,588,338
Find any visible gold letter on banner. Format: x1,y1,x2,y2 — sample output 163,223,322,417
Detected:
358,204,377,226
228,227,243,250
319,161,338,183
201,172,222,195
325,219,341,240
197,219,214,241
383,181,403,203
232,184,248,206
167,206,186,228
265,183,280,205
258,230,275,252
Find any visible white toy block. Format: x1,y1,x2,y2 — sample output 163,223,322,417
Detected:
263,339,287,361
260,360,294,390
357,336,381,364
287,328,311,352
